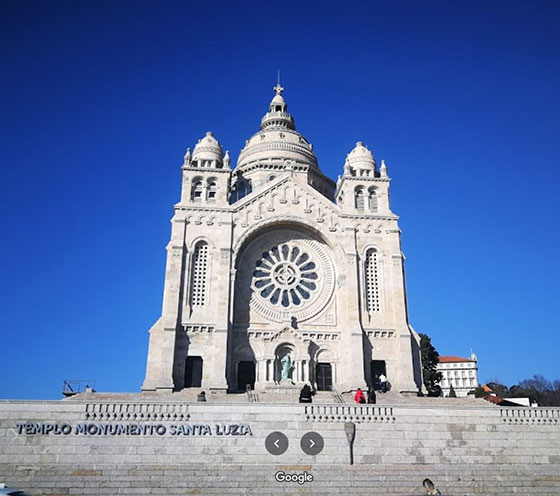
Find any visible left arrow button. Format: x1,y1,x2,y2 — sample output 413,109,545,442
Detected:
265,431,289,455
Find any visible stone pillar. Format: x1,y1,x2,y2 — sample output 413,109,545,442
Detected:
256,359,267,387
142,217,187,392
204,245,231,392
339,235,367,390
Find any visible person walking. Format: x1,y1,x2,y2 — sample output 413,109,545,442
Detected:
354,388,366,404
367,387,376,404
379,374,388,393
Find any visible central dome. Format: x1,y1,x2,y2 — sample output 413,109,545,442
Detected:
236,86,318,169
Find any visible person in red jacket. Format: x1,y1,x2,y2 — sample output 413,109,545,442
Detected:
354,388,366,404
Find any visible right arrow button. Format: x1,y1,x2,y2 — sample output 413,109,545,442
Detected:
300,431,324,456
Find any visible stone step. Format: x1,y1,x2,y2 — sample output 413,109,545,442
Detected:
2,463,560,495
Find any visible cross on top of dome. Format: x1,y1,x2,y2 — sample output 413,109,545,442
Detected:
273,83,284,95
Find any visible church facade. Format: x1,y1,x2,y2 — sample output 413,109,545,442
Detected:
142,86,423,395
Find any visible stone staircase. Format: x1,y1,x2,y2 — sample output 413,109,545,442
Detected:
2,462,560,495
2,397,559,495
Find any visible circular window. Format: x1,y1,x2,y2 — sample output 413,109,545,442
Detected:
253,245,318,308
237,228,336,323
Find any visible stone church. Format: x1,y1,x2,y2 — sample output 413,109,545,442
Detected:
142,85,423,395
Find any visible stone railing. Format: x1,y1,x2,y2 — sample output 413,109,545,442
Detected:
500,407,560,424
84,403,190,421
304,404,395,423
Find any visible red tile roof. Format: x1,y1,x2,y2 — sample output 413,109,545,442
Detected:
483,395,502,404
438,355,475,363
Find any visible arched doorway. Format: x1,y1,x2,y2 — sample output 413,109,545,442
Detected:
316,362,332,391
370,360,386,391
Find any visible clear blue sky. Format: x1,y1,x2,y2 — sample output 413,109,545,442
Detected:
2,1,559,399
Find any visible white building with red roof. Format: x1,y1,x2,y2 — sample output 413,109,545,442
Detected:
437,353,479,397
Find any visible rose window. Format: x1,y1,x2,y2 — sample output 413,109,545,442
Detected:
252,244,318,308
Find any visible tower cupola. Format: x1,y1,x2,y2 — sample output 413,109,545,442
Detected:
344,142,377,175
191,131,224,168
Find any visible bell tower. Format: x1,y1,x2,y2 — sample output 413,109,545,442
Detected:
335,142,391,215
180,131,231,207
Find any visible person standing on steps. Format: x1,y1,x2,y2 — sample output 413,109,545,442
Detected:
354,388,366,404
299,384,313,403
367,387,376,404
379,373,388,393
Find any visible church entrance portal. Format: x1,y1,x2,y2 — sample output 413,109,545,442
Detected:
185,356,203,388
370,360,386,390
316,362,332,391
237,361,256,391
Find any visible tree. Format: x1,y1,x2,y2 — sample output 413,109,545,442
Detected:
448,385,457,398
486,381,508,398
419,333,443,396
472,386,488,398
516,375,557,406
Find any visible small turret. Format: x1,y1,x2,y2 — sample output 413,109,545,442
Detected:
380,159,388,178
224,150,231,168
183,147,192,166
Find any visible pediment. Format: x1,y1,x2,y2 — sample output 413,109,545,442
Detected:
232,173,343,232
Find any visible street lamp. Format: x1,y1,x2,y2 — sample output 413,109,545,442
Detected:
344,422,356,465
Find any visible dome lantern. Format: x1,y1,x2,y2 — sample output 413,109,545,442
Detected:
236,85,317,169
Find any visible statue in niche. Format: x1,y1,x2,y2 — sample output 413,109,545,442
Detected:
280,353,292,381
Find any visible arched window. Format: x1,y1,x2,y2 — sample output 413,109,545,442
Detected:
355,187,365,212
190,242,209,307
192,180,203,202
207,181,217,201
364,248,380,313
368,188,378,212
229,178,253,203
